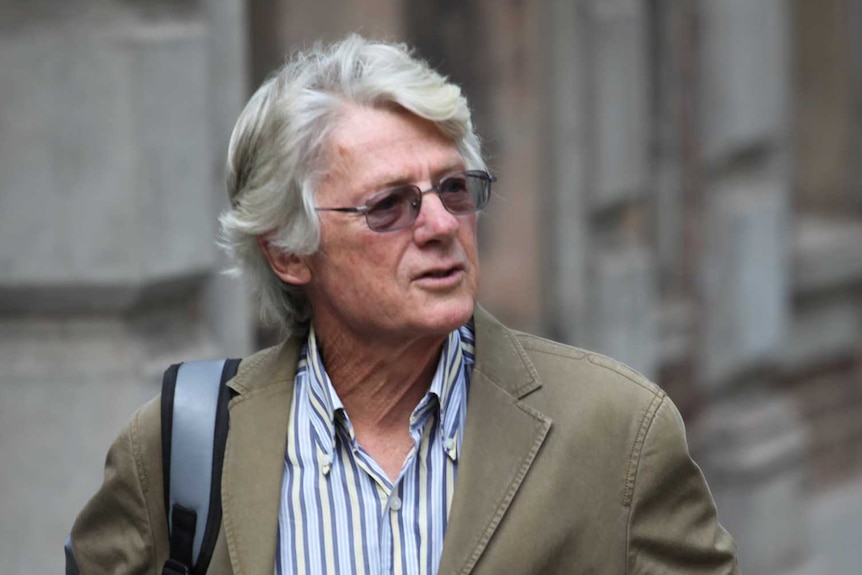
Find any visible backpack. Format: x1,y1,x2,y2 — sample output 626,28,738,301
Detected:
65,358,241,575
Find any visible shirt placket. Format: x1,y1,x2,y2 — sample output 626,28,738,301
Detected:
349,410,431,575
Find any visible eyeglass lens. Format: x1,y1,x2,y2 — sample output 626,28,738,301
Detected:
365,172,491,232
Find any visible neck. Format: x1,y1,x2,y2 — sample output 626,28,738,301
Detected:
311,323,449,432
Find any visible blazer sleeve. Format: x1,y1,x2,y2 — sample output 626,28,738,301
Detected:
626,395,740,574
69,397,167,575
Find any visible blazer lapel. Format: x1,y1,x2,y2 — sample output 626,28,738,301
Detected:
438,308,552,575
221,339,301,575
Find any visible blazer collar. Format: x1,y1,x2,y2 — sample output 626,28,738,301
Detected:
438,306,552,574
222,337,301,575
470,306,543,399
219,306,552,575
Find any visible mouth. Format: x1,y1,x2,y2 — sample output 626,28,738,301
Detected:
415,264,465,282
422,268,458,279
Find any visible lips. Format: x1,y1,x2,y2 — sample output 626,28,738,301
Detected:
415,263,464,281
423,268,456,278
419,264,461,279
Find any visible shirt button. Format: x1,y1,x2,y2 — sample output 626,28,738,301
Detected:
389,496,402,511
446,438,456,452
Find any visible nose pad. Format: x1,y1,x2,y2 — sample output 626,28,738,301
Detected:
415,191,459,236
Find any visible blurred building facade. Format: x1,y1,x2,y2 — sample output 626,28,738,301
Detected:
2,1,862,573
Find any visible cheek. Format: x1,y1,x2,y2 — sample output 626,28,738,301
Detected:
459,222,480,259
324,234,409,289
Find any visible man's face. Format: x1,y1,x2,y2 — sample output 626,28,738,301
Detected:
302,105,480,345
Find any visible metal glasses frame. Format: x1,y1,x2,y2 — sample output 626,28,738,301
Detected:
314,170,496,232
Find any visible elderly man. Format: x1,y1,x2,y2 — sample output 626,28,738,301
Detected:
70,36,739,574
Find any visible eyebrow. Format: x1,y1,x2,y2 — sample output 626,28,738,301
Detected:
366,160,468,194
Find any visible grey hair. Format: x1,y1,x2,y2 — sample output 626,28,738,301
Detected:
219,34,486,336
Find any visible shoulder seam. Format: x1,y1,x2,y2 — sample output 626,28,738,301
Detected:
586,353,657,394
519,344,588,362
515,332,587,357
623,392,665,575
519,334,658,395
623,392,666,508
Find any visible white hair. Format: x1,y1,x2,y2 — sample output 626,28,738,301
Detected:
219,34,486,335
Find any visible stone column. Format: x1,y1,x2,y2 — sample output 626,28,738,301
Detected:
0,3,248,572
693,1,811,573
203,0,254,357
538,0,659,376
795,0,854,213
583,0,657,378
538,0,589,345
849,0,862,208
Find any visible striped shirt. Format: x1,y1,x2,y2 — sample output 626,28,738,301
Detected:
276,321,475,575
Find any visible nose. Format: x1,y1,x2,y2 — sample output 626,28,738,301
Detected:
413,191,460,244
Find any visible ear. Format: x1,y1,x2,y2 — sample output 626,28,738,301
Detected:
257,235,312,286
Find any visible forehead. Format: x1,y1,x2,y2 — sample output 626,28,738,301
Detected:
323,106,463,191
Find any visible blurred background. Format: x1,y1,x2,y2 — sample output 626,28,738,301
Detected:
2,0,861,573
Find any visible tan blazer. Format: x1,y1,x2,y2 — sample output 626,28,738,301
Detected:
71,307,739,574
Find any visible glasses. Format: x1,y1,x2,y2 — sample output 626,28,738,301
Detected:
315,170,495,233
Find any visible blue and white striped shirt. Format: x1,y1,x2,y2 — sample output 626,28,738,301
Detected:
276,321,475,575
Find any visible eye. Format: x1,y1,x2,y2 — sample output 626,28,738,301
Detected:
365,186,418,231
368,188,408,213
438,174,476,213
439,175,469,195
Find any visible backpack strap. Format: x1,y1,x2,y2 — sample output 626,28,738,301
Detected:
64,535,80,575
160,358,240,575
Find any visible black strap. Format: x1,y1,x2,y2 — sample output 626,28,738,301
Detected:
64,535,80,575
197,359,240,573
160,358,240,575
165,504,197,574
160,363,182,524
161,560,190,575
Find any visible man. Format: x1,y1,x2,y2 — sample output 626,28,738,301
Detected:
70,35,739,574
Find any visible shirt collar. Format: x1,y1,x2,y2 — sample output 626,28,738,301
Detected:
426,320,474,461
299,319,475,463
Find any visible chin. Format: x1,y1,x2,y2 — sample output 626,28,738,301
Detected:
422,297,475,334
